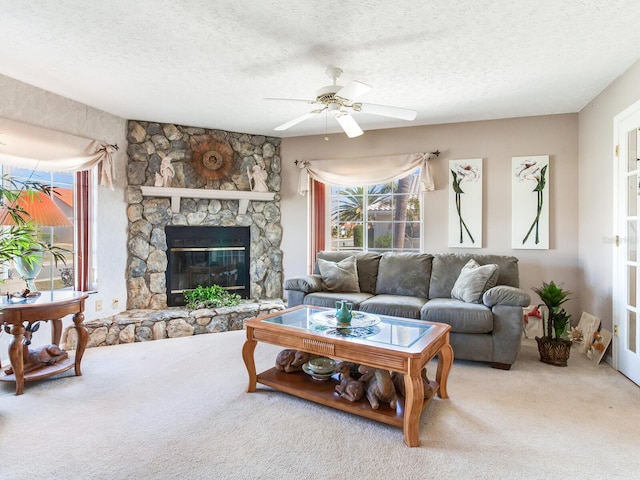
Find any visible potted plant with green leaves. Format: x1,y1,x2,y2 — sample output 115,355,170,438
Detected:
532,281,572,366
0,176,68,292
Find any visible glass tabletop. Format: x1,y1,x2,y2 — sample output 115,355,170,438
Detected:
260,306,433,348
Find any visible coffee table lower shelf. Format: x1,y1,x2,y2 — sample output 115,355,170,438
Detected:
257,367,439,428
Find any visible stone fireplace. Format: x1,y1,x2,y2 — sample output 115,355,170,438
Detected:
165,225,250,306
125,121,283,310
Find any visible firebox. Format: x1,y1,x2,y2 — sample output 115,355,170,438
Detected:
165,226,250,306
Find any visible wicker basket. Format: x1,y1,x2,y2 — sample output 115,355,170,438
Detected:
535,336,572,367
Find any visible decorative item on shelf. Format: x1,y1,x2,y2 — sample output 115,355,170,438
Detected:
3,321,68,375
301,362,334,381
391,368,433,399
532,281,572,366
246,165,268,192
358,364,398,410
307,356,336,375
335,300,353,325
275,349,311,373
0,188,71,292
159,156,175,187
335,362,365,402
190,136,233,181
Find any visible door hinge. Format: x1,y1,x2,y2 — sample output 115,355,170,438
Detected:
615,144,620,157
616,235,620,247
614,325,619,337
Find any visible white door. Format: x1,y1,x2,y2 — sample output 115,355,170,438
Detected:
614,103,640,386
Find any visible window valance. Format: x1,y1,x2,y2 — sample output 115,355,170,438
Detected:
296,152,435,195
0,117,117,190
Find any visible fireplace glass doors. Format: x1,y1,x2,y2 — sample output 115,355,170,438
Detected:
165,226,250,306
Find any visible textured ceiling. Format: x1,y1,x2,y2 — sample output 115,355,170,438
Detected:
1,1,640,138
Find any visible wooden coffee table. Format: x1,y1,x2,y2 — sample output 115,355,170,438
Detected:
242,305,453,447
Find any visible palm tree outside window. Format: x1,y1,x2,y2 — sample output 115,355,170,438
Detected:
330,169,422,252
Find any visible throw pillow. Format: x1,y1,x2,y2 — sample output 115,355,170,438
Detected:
451,259,500,303
317,256,361,293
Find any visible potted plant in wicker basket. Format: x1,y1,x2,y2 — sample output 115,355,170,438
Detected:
532,281,572,366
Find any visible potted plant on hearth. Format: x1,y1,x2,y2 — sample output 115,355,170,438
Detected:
532,281,572,366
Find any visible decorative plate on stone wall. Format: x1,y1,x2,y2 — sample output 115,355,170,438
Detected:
190,137,233,180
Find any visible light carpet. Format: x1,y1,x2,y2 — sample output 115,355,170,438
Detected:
0,330,638,480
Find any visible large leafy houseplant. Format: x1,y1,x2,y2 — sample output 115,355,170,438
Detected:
0,176,67,289
531,281,572,366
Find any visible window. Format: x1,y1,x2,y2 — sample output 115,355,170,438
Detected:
329,169,422,252
0,166,95,291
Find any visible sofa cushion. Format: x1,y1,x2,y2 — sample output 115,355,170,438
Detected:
303,292,374,309
375,252,433,298
359,294,427,319
451,259,499,303
317,256,360,293
429,254,519,298
421,298,493,333
315,251,381,294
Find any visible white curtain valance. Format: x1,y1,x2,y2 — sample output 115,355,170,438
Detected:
0,117,117,190
297,152,435,195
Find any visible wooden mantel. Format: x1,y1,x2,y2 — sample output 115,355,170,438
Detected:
140,186,276,214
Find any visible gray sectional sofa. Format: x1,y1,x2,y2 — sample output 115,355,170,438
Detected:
283,251,531,370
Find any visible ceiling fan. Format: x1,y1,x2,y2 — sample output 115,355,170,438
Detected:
267,66,417,138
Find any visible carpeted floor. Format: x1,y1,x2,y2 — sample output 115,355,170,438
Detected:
0,330,638,480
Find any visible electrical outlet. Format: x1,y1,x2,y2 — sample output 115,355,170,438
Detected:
112,299,119,309
95,300,102,312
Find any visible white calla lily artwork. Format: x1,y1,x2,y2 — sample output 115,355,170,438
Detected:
449,159,483,248
512,155,549,249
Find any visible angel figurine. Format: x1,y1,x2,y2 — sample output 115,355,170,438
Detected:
159,156,175,187
247,165,268,192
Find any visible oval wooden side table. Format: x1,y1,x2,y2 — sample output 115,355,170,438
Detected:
0,290,89,395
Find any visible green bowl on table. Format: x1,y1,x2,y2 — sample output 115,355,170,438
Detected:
307,356,336,375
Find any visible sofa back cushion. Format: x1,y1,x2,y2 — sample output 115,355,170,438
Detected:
314,251,381,294
317,256,360,293
429,254,520,299
375,252,433,298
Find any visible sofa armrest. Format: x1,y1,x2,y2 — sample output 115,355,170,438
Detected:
483,285,530,308
283,274,323,294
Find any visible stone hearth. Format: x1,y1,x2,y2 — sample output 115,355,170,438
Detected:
62,300,286,349
125,121,283,310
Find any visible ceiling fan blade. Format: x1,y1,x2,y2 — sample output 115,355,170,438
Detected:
333,112,364,138
264,97,316,104
357,102,417,121
274,111,320,131
335,80,372,102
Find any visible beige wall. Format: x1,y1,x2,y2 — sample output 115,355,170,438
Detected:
578,58,640,332
281,114,581,320
0,74,128,359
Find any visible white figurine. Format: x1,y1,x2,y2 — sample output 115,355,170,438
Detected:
160,156,175,187
247,165,268,192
